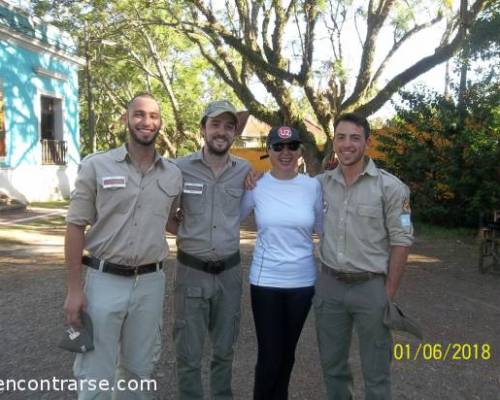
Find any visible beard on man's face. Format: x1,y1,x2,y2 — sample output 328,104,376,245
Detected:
204,134,233,156
128,122,160,146
205,141,230,156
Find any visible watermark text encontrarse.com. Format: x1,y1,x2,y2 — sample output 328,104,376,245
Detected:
0,377,157,393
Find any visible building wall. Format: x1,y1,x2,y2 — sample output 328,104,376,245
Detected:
0,10,81,201
0,40,80,168
231,148,271,172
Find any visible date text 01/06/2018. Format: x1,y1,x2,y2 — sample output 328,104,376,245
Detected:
393,343,492,361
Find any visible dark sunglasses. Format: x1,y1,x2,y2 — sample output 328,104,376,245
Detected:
270,141,301,152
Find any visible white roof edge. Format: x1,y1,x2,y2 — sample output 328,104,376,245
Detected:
0,25,85,66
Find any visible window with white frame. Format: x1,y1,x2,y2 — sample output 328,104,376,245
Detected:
41,95,63,140
40,95,66,165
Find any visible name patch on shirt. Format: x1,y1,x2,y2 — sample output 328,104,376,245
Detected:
183,182,204,195
102,176,126,189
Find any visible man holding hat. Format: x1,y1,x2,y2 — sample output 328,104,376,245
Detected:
314,113,414,400
168,100,251,400
64,92,182,399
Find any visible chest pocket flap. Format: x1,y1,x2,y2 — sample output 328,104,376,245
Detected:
157,179,181,197
357,205,383,218
223,187,243,216
152,179,180,218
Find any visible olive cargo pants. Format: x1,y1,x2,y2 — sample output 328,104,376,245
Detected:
314,271,392,400
173,262,242,400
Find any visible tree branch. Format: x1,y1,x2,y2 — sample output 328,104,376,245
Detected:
355,0,488,116
369,13,444,92
342,0,396,110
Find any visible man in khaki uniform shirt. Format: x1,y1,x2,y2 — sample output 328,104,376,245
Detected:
168,101,250,400
64,93,182,399
315,113,413,400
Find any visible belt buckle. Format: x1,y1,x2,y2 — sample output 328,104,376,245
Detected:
206,260,224,274
339,272,369,284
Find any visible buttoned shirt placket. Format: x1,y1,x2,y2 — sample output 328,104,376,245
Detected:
125,158,157,271
337,179,349,266
205,159,230,258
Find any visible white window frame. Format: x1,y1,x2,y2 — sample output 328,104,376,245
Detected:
37,90,65,142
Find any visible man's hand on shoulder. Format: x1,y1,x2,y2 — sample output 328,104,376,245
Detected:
245,169,263,191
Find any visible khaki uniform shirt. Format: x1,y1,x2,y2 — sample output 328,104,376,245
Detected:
318,158,413,274
66,144,182,265
175,150,251,261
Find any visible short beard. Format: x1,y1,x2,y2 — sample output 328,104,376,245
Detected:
128,123,159,146
205,139,231,156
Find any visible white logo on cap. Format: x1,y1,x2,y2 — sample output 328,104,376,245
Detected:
278,127,292,139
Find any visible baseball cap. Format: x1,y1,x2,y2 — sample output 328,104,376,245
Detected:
58,311,95,353
203,100,238,121
266,126,302,147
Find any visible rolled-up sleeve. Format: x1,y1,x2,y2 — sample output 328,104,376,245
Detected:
66,159,97,227
385,182,414,247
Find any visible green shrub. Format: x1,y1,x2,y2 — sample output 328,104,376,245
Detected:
378,83,499,228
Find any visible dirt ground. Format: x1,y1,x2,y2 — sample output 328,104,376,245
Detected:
0,210,499,400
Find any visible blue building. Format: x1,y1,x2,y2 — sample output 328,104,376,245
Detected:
0,0,83,202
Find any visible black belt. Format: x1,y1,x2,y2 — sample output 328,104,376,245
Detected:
177,249,240,274
82,255,163,277
321,263,384,284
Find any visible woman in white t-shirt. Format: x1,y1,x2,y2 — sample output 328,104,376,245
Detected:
240,126,323,400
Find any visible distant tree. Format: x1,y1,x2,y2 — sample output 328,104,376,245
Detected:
32,0,239,156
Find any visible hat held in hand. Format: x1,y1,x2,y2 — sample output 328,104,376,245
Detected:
383,302,423,340
58,311,94,353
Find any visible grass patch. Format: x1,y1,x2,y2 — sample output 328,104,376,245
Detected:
29,200,69,209
414,222,476,240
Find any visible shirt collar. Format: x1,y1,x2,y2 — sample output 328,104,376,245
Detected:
111,144,163,168
360,157,379,177
111,144,128,162
325,156,378,184
193,148,237,167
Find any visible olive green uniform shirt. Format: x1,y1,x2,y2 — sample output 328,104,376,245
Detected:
174,150,251,261
66,144,182,265
318,158,413,274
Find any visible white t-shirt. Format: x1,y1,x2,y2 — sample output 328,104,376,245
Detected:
240,173,323,288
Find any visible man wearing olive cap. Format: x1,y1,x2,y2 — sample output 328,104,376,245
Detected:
168,100,251,400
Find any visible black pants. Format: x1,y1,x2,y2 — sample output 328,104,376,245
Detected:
251,284,314,400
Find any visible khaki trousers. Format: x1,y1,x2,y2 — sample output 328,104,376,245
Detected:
173,261,242,400
314,271,392,400
74,267,165,400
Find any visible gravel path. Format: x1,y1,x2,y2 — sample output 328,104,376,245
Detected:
0,216,499,399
